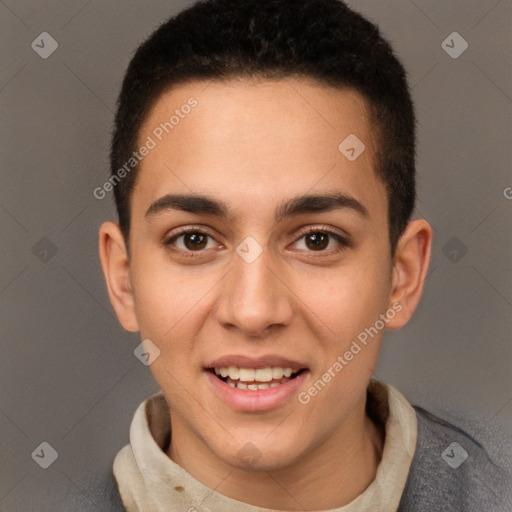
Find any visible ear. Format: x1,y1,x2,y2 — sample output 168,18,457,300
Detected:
386,219,433,330
98,221,139,332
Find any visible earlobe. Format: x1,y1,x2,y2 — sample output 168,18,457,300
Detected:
386,219,433,330
98,221,140,332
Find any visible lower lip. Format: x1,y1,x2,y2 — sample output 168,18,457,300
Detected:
205,370,309,412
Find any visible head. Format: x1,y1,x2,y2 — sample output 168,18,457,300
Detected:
111,0,416,254
100,0,431,486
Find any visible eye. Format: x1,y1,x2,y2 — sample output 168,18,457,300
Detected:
163,226,350,258
164,228,219,254
293,227,350,253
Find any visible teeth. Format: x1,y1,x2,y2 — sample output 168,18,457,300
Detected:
255,367,273,382
272,367,284,379
228,366,239,380
225,377,290,390
214,366,299,383
239,368,255,382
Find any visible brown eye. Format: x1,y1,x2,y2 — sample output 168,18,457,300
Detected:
304,232,329,251
182,232,208,250
165,230,217,253
293,228,350,254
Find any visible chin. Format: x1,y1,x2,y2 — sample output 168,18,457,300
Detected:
210,431,306,473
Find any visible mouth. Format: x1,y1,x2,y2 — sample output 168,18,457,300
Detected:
207,366,306,390
204,356,310,411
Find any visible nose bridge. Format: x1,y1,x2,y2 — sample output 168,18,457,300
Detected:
217,242,293,336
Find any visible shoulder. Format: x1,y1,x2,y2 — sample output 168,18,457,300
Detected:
99,469,126,511
398,406,512,512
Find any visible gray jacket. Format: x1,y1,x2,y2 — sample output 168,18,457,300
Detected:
397,407,511,511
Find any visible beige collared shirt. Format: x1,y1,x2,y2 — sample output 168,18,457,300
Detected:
114,380,417,511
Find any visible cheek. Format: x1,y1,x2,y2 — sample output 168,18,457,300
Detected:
294,266,389,425
130,245,190,324
130,267,211,394
129,250,217,355
295,262,391,340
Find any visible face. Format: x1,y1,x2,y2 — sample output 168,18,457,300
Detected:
119,79,399,472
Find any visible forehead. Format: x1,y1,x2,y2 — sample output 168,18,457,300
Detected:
132,78,386,225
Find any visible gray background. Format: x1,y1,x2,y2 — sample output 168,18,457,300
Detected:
1,0,511,510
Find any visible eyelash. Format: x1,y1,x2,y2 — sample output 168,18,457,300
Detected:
163,225,351,258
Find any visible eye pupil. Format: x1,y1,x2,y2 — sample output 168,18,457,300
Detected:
184,233,207,250
306,232,329,251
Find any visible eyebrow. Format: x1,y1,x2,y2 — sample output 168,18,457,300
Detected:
145,192,369,222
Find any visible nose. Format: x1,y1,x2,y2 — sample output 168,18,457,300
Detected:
215,246,294,339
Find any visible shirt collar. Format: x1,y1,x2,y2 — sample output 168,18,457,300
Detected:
114,380,417,511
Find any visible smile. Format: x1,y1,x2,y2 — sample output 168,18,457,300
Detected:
204,355,309,411
212,366,302,390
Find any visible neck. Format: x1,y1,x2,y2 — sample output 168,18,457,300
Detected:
168,392,385,510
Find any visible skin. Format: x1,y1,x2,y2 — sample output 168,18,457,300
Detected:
99,78,432,510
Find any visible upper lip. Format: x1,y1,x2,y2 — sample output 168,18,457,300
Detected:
206,354,307,370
